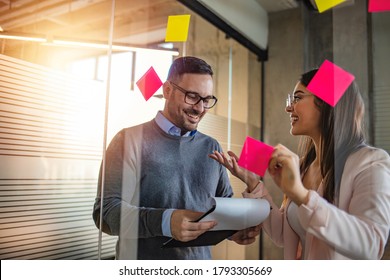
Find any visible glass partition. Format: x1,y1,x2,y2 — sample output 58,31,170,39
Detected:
0,0,261,260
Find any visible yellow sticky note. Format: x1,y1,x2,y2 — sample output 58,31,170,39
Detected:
315,0,346,13
165,15,191,42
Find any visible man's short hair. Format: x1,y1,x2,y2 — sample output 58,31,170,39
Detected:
167,56,213,82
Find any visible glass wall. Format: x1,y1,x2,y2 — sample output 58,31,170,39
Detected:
0,0,262,260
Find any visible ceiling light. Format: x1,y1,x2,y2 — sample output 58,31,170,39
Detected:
50,39,179,55
0,32,46,42
0,32,179,56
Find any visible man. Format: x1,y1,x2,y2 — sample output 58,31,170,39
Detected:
93,56,259,260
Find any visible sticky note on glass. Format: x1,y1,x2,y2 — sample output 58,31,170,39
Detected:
369,0,390,12
165,15,191,42
136,66,163,101
237,137,274,177
307,60,355,107
314,0,346,13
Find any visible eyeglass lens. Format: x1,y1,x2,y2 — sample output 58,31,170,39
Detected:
286,94,292,107
185,94,216,108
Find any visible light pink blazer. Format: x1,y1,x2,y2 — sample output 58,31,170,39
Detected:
243,146,390,259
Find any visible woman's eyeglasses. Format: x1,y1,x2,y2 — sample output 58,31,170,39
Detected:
170,81,218,109
286,91,312,107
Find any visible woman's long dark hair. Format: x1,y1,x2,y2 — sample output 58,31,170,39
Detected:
298,69,366,204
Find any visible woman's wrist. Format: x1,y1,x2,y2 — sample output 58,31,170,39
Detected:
247,178,263,193
294,187,309,206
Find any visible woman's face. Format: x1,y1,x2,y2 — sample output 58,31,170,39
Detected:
285,82,321,141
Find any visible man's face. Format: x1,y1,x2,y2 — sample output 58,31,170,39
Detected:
163,73,213,134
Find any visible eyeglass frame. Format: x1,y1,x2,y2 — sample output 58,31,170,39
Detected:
286,90,313,107
169,81,218,109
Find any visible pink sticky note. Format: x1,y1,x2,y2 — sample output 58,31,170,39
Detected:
237,137,274,177
306,60,355,107
369,0,390,12
136,66,163,101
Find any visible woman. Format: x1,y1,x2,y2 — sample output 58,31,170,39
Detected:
210,69,390,259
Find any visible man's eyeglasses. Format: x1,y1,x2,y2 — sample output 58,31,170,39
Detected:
286,91,312,107
169,81,218,109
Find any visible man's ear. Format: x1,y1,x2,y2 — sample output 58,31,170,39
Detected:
162,81,172,99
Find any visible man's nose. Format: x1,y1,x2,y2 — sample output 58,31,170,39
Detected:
192,100,205,112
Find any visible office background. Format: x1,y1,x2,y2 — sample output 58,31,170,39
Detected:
0,0,389,260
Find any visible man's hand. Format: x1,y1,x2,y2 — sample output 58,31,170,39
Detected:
230,224,262,245
171,209,217,242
